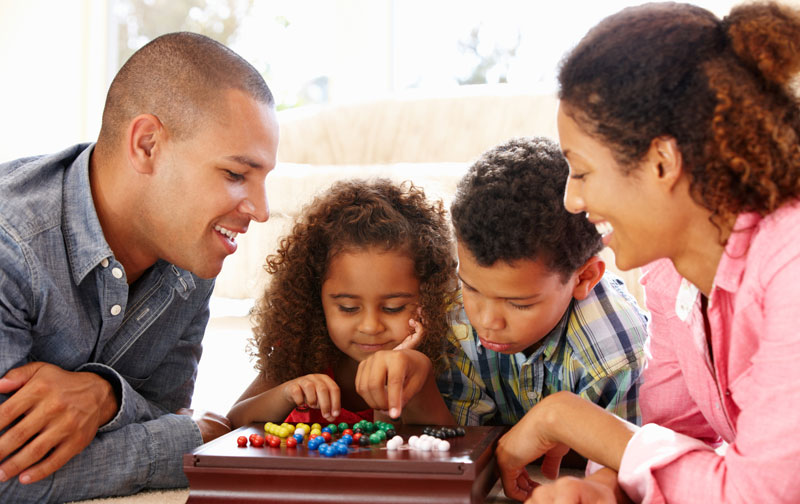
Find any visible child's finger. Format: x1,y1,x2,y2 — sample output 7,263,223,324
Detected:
299,380,319,409
385,359,407,419
394,319,423,350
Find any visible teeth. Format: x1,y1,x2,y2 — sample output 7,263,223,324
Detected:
595,222,614,237
214,225,238,241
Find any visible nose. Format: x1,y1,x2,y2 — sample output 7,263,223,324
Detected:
358,309,385,336
563,176,585,215
239,181,269,222
479,300,506,331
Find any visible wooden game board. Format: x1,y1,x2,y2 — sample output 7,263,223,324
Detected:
183,423,507,503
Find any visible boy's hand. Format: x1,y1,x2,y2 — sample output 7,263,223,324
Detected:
280,374,341,422
496,406,570,501
525,476,617,504
355,349,431,419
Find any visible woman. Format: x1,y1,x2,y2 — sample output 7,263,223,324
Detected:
496,2,800,503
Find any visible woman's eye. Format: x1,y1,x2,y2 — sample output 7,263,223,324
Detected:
337,305,359,313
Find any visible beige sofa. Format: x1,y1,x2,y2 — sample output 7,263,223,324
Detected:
212,86,644,307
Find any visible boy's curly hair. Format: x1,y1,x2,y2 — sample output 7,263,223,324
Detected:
451,137,602,280
558,1,800,229
250,178,457,384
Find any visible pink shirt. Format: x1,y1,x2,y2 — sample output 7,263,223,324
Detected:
618,203,800,503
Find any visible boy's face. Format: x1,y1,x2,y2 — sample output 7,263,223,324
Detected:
457,241,577,355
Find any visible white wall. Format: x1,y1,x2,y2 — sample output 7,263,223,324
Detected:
0,0,110,162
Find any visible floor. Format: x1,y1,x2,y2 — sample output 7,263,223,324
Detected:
190,297,260,416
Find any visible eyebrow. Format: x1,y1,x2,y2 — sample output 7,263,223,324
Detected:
329,293,416,300
224,155,265,169
457,274,541,301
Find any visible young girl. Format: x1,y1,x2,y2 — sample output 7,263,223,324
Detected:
496,2,800,503
228,178,457,427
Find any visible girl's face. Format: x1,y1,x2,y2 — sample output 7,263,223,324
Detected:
558,103,671,271
321,247,420,362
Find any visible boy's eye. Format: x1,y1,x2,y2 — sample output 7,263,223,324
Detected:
509,302,534,311
225,169,245,181
337,305,359,313
382,305,407,314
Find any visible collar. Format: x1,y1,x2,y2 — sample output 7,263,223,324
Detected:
62,143,114,285
713,212,761,294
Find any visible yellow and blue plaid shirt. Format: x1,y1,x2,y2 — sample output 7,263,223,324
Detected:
436,274,649,426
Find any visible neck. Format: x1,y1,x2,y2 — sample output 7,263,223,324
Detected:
670,209,733,296
89,149,156,284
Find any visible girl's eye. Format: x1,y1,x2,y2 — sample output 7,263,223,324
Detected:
382,305,407,314
225,170,245,181
337,305,359,313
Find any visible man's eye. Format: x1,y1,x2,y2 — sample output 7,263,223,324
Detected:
569,173,586,180
225,170,245,181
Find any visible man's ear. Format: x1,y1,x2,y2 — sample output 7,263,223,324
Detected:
126,114,163,175
648,136,683,191
572,255,605,301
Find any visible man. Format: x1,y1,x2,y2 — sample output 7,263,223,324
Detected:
0,32,279,501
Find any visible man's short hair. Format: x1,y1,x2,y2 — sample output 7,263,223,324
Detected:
98,32,274,148
450,136,602,279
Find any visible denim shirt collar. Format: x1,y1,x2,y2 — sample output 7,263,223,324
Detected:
62,143,113,285
62,143,198,297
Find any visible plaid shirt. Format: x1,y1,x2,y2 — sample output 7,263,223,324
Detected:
437,273,649,426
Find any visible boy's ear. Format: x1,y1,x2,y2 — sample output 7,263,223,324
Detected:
571,255,605,301
126,114,164,175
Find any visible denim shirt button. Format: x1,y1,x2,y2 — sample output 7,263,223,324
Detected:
112,267,123,279
110,304,122,316
100,258,109,268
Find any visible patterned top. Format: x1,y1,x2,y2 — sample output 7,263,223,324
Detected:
436,273,649,426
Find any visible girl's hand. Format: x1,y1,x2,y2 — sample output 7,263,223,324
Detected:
393,308,425,351
281,373,341,422
525,476,618,504
356,349,432,419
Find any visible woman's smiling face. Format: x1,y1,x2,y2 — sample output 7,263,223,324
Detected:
558,103,670,271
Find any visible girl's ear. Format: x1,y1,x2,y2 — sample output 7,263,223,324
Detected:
571,256,605,301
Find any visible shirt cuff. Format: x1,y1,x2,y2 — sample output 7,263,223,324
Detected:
143,413,204,489
76,362,128,432
618,423,714,503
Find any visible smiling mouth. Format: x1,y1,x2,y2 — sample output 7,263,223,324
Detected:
214,225,239,243
595,221,614,238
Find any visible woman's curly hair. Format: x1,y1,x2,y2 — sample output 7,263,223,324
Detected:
250,178,458,384
558,1,800,229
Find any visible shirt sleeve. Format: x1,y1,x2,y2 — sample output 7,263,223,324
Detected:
86,289,211,432
620,253,800,503
0,413,203,502
436,330,496,426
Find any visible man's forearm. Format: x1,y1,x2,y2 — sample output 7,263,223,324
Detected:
0,413,202,502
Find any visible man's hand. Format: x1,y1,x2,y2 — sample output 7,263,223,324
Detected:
0,362,118,484
355,349,432,419
176,409,232,444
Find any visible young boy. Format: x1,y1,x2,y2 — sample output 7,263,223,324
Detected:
437,137,648,427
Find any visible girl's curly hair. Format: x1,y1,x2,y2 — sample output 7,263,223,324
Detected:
558,1,800,229
250,178,458,384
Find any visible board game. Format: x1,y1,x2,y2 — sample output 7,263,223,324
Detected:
183,422,507,503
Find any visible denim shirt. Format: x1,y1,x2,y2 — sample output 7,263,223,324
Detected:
0,144,215,502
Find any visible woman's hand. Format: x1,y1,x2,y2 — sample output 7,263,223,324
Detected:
281,373,341,422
